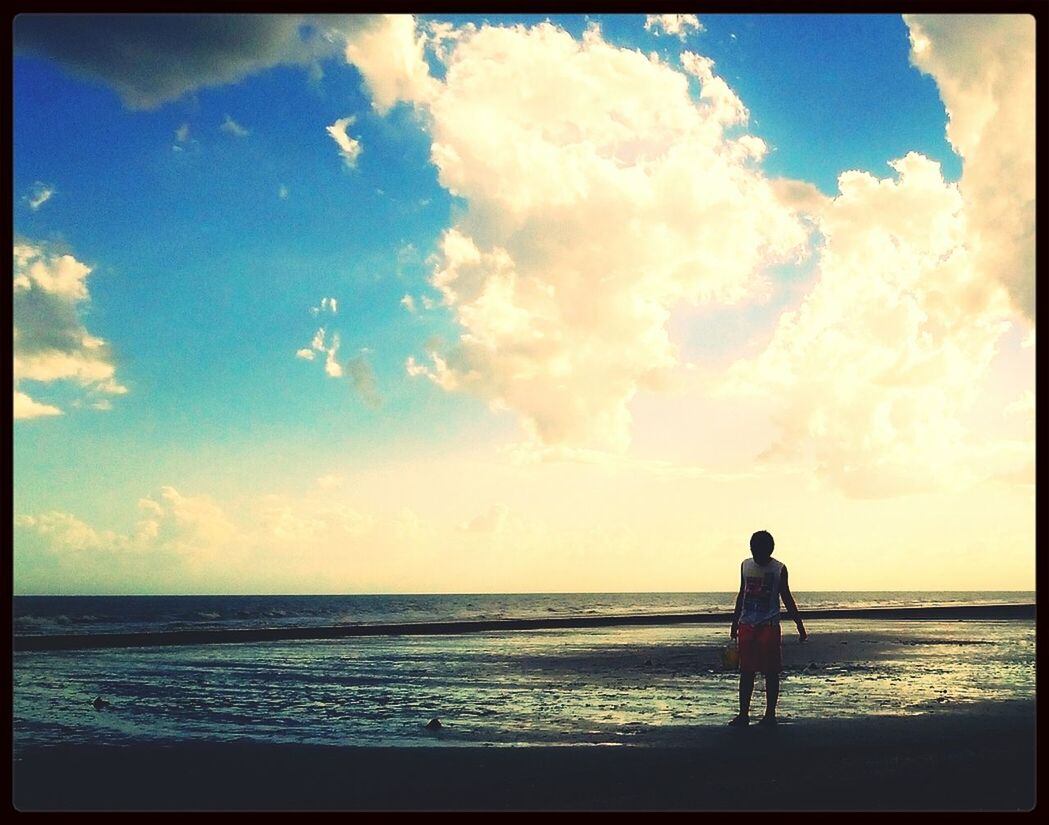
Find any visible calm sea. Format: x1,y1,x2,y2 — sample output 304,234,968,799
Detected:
13,592,1035,752
12,591,1033,636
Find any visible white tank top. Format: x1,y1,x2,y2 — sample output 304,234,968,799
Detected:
739,557,784,625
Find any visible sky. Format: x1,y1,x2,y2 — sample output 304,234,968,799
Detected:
12,13,1036,594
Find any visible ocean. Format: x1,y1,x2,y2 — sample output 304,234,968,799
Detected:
13,592,1036,752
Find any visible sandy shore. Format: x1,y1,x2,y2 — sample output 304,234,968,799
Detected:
14,699,1034,810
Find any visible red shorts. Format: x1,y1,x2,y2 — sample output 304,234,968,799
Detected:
738,623,782,673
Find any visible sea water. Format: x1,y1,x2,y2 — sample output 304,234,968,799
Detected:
13,592,1035,751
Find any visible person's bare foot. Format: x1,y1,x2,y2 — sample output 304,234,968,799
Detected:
728,714,750,727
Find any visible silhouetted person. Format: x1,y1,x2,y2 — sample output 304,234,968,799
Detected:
729,530,806,726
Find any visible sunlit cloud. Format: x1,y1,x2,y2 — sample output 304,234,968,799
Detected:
325,115,362,168
310,297,338,315
644,14,704,41
680,52,748,126
13,391,62,420
905,14,1035,321
13,482,402,592
723,152,1018,497
343,13,437,114
13,242,126,420
354,19,810,451
323,333,344,377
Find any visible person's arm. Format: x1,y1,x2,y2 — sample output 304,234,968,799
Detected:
730,562,744,639
780,566,807,641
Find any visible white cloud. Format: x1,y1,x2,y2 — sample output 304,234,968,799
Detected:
13,391,62,420
400,294,417,313
175,123,190,142
365,21,808,450
343,14,437,114
13,483,403,592
257,488,374,544
15,511,112,552
13,242,126,420
278,184,289,199
905,14,1035,321
324,333,344,377
220,113,249,137
24,182,55,211
405,356,428,377
723,153,1018,497
680,52,748,127
299,325,342,377
644,14,704,40
299,303,361,384
326,115,362,168
425,19,471,64
310,297,338,315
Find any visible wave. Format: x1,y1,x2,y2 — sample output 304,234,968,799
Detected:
13,603,1035,653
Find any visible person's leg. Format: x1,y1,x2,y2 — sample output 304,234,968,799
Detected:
757,624,782,724
729,671,756,725
763,672,779,720
741,670,756,714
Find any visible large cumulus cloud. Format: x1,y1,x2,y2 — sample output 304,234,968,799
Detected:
352,20,811,451
904,14,1035,320
723,153,1021,496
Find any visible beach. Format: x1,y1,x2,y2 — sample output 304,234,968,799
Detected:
13,596,1036,810
14,698,1035,810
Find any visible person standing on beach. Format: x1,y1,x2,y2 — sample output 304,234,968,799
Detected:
729,530,806,726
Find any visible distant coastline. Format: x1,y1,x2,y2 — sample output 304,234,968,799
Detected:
15,602,1035,652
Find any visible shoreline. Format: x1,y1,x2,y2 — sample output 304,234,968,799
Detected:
13,699,1035,810
14,603,1036,652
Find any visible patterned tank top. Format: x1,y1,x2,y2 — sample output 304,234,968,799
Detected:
739,557,784,625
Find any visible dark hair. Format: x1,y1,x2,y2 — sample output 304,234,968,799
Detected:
750,530,775,564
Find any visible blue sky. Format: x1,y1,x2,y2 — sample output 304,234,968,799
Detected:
12,14,1034,593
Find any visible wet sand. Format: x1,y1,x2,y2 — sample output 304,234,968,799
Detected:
13,698,1035,810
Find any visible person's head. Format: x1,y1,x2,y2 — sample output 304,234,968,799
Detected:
750,530,775,565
